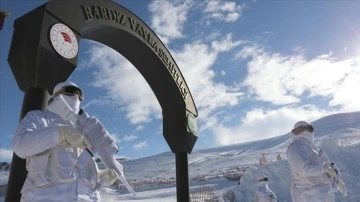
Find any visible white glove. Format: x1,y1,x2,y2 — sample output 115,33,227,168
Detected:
324,165,337,179
58,126,91,148
98,168,118,186
336,179,347,195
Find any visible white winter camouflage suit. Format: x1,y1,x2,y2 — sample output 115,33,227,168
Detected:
286,122,335,202
13,110,100,202
255,181,278,202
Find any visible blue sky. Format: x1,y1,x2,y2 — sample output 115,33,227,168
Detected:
1,0,360,162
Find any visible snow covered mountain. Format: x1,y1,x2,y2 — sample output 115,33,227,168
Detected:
1,111,360,202
0,163,10,172
113,111,360,201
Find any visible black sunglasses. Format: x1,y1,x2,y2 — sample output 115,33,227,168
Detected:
53,85,84,101
306,124,314,132
292,124,314,134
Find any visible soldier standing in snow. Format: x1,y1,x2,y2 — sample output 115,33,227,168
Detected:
276,153,281,161
286,120,345,202
259,153,268,166
255,176,278,202
12,81,134,202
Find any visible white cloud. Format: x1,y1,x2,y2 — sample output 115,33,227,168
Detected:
192,40,360,147
234,45,264,60
82,31,244,126
149,0,192,43
0,148,13,162
328,69,360,111
82,99,110,110
211,33,244,52
83,42,161,125
205,46,360,146
236,45,360,110
133,140,148,150
123,134,138,142
211,106,331,145
172,34,244,118
204,0,243,22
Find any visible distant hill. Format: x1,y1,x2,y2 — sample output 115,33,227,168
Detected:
0,163,10,172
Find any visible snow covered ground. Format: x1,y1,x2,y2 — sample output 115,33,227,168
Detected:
1,111,360,201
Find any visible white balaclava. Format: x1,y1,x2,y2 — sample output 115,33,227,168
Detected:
292,121,314,142
49,81,82,114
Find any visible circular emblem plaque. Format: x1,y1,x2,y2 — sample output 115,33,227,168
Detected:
49,23,78,59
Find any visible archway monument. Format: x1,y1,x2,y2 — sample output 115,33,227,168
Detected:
6,1,198,201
